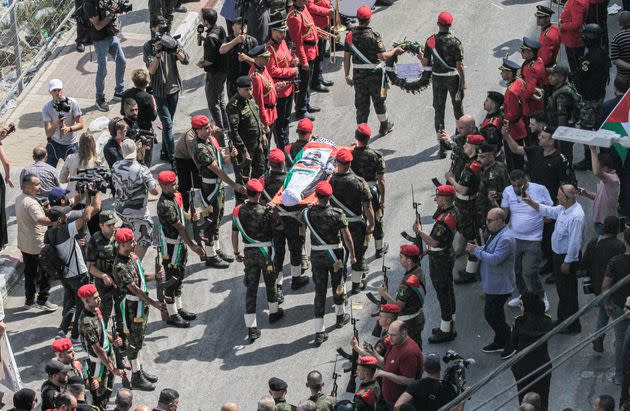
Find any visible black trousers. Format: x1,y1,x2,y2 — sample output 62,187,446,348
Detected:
175,157,201,212
296,63,314,115
311,38,327,87
484,294,512,348
553,253,581,331
541,220,555,270
74,0,90,45
59,275,86,339
621,324,630,406
22,251,50,304
429,252,456,321
587,1,609,51
273,95,293,150
565,46,585,74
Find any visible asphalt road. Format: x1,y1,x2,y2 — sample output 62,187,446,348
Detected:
2,0,623,410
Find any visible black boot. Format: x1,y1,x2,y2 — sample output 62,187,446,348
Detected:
269,307,284,324
216,249,235,262
351,282,362,295
314,331,328,345
140,366,158,383
166,313,190,328
379,120,394,136
248,327,261,342
206,255,230,268
375,248,384,258
336,313,350,328
131,371,156,391
178,308,197,321
320,78,334,87
428,329,457,343
291,275,309,290
454,270,477,284
276,285,285,304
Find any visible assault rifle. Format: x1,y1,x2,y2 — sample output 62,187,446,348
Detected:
366,242,389,337
331,354,340,397
111,323,131,388
188,186,210,260
335,302,359,393
154,243,169,321
400,186,422,249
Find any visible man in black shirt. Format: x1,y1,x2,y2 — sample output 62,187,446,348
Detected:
41,360,70,411
219,18,258,98
394,353,456,411
120,68,157,132
104,117,127,169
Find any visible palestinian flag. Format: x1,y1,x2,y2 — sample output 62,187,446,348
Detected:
600,89,630,163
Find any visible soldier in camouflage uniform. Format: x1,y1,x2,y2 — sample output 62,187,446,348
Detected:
192,115,245,268
414,185,458,343
52,338,85,381
262,149,310,304
285,117,314,167
351,123,386,257
331,148,374,295
477,144,510,225
269,377,297,411
547,65,581,164
353,356,381,411
446,134,483,284
112,228,164,391
343,6,402,135
227,76,267,187
231,179,283,342
300,181,356,345
156,170,206,328
420,12,465,158
77,284,126,409
306,370,336,410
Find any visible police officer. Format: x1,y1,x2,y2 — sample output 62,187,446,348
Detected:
547,65,581,164
330,148,374,294
193,114,246,267
413,185,458,343
446,134,483,284
300,181,356,345
377,245,425,349
351,124,386,257
573,24,611,170
477,143,510,224
112,228,163,391
285,118,314,167
77,284,126,409
419,11,465,158
353,356,380,411
480,91,505,156
269,377,297,411
156,170,206,328
248,44,278,149
520,37,546,144
500,58,528,171
232,179,283,342
227,76,267,184
343,6,400,135
263,149,310,303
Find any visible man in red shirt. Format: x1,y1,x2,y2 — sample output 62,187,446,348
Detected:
375,320,423,408
307,0,335,92
560,0,588,72
499,58,527,171
536,6,561,70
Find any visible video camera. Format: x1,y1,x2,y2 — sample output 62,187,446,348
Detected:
149,32,184,56
69,167,111,196
52,97,71,113
128,128,156,147
442,350,475,394
100,0,132,14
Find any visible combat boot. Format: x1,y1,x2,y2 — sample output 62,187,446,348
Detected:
140,366,158,383
291,275,309,290
314,331,328,345
428,321,457,344
336,313,350,328
248,327,261,342
205,255,229,268
131,371,156,391
351,282,363,295
216,249,235,262
166,314,190,328
378,120,394,136
269,307,284,324
177,309,197,321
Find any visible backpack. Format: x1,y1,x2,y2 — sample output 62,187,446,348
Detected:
38,228,76,281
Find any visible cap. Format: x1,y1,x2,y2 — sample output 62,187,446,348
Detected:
247,178,264,193
356,5,372,20
437,11,453,26
191,115,210,130
297,117,314,133
547,65,569,77
249,44,271,58
355,123,371,139
78,284,97,299
315,181,333,196
535,5,554,17
424,353,441,373
400,244,420,257
604,215,621,235
68,375,84,385
486,91,504,106
269,19,288,31
45,359,71,375
48,79,63,92
466,134,485,145
158,170,177,185
583,23,603,39
51,338,73,353
48,205,70,222
521,37,542,51
380,303,401,314
236,76,253,88
99,210,117,225
336,148,353,164
115,227,135,243
499,58,520,72
48,187,70,202
121,139,137,160
268,377,288,391
478,143,496,154
269,148,286,164
436,185,455,197
358,356,378,367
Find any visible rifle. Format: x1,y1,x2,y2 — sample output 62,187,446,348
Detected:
188,185,210,260
346,302,359,393
331,354,340,397
400,186,422,247
154,243,169,321
366,242,389,337
111,323,131,389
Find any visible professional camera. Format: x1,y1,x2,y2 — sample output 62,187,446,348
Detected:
442,350,475,394
100,0,132,14
128,128,156,147
69,167,111,196
52,97,71,113
149,33,184,56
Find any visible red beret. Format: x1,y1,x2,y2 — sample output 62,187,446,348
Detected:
52,337,73,352
115,227,134,243
436,185,455,197
191,115,209,129
400,244,420,257
380,303,401,314
269,148,286,164
297,118,313,133
356,123,371,139
157,170,177,185
247,178,264,193
336,148,353,163
77,284,97,299
358,356,378,366
357,5,372,20
466,134,485,145
437,11,453,26
315,181,333,196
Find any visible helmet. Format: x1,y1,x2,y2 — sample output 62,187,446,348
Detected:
582,24,603,39
334,400,354,411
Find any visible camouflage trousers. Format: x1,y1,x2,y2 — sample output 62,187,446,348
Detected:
370,186,384,241
123,300,148,360
579,98,603,130
87,358,114,410
148,0,174,26
311,249,345,318
353,72,387,124
200,186,225,247
244,248,278,314
162,243,187,299
432,75,463,132
428,251,456,321
346,222,367,272
273,217,305,269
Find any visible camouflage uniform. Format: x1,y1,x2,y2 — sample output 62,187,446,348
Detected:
112,254,149,361
427,205,457,323
329,171,372,288
344,27,388,124
395,264,426,349
308,392,335,410
477,161,510,224
79,307,114,410
157,191,187,301
275,399,297,411
194,136,225,250
354,380,380,411
547,81,581,163
424,32,464,132
351,146,386,250
449,134,468,181
86,233,117,325
227,93,266,183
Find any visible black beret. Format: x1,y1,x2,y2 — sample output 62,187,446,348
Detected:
478,143,496,154
487,91,504,106
236,76,253,88
249,44,271,57
268,377,288,391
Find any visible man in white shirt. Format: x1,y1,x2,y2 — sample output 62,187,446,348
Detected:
501,170,552,310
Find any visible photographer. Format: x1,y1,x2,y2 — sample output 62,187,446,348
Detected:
74,0,90,52
42,79,83,167
120,69,158,133
104,117,128,168
84,0,128,112
143,16,190,165
394,353,457,411
122,98,153,165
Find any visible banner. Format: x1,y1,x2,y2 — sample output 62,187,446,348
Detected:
0,333,22,392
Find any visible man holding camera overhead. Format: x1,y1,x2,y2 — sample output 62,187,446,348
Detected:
143,16,190,166
42,79,83,168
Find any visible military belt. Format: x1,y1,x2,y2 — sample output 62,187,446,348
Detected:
399,310,422,321
353,63,395,72
202,177,219,184
162,236,183,244
126,295,140,302
432,70,458,77
347,216,364,223
428,246,445,252
243,242,272,248
311,243,342,251
264,103,276,109
455,192,477,201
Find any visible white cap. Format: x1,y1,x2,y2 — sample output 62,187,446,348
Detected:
121,139,137,160
48,79,63,92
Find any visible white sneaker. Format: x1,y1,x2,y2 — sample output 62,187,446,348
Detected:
508,297,521,308
543,295,550,312
34,301,58,312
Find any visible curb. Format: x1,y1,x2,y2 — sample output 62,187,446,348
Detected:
0,248,23,300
